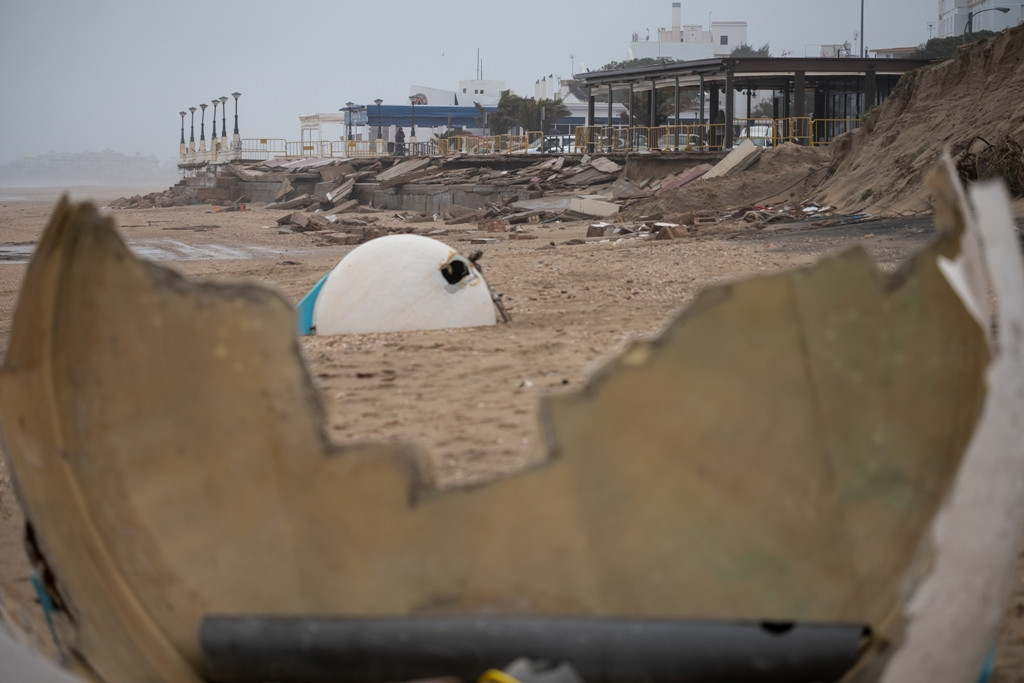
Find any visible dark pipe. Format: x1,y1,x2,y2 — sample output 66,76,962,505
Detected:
200,616,868,683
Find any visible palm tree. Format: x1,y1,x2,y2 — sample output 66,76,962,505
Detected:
489,91,571,134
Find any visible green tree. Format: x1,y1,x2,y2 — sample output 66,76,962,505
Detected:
731,43,772,58
751,98,775,118
919,31,997,59
486,91,570,134
599,57,676,71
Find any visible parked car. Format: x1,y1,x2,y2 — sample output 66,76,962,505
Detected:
734,124,777,149
526,135,577,154
656,133,705,150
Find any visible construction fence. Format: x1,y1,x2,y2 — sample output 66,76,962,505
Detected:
231,117,862,162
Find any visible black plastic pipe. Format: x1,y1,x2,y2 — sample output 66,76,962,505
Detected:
200,616,868,683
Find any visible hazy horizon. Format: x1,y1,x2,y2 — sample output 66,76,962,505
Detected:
2,0,946,165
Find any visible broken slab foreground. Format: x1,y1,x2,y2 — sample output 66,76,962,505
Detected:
0,158,1022,682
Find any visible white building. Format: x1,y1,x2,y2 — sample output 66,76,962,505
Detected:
629,2,747,61
937,0,1024,38
457,78,505,106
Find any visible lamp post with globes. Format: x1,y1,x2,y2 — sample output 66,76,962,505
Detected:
199,103,208,156
211,99,219,140
188,107,197,160
230,92,239,139
374,98,384,155
340,102,366,143
219,96,228,151
179,111,187,160
344,101,355,141
211,99,219,160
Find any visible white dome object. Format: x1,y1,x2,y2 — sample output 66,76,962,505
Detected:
312,234,498,335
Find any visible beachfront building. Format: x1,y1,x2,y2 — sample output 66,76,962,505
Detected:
937,0,1024,38
630,2,747,61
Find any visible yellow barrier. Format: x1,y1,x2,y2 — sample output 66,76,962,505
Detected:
238,117,862,162
239,138,287,162
733,118,779,149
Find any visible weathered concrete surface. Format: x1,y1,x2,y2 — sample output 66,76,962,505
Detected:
353,183,538,214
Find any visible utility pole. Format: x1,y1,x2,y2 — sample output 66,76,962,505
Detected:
860,0,865,57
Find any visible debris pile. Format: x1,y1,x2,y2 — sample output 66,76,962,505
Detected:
814,23,1024,213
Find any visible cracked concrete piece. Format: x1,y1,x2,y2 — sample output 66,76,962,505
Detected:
1,157,1020,681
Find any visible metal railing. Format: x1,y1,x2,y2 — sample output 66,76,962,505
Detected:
239,138,287,161
178,116,864,167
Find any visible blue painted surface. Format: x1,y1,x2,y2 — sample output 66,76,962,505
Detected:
296,273,329,335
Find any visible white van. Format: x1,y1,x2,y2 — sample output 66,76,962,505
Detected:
734,124,777,148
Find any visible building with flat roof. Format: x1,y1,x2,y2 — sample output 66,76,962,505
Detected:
629,2,747,61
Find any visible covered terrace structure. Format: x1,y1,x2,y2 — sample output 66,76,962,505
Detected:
576,56,931,151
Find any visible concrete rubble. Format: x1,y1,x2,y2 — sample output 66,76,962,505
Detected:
109,152,710,244
108,144,840,245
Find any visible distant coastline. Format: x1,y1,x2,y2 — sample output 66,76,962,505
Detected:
0,149,179,203
0,182,177,204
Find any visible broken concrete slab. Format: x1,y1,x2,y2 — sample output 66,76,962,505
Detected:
478,218,509,233
325,199,359,215
657,164,713,194
375,158,432,183
702,139,763,180
273,177,294,202
276,212,310,230
325,179,355,205
2,163,1021,680
319,163,356,184
511,197,572,212
589,157,622,174
568,196,620,218
265,193,313,211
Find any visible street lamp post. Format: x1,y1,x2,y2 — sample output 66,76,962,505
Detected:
219,96,228,148
199,103,208,155
179,111,187,160
374,98,384,155
232,92,241,135
231,92,241,153
409,95,417,149
340,102,366,143
344,101,355,140
964,6,1010,39
860,0,865,58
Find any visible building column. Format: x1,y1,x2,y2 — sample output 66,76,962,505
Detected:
674,76,680,149
724,68,735,149
794,70,806,145
649,78,657,130
587,87,596,153
864,67,877,115
709,82,720,148
629,82,635,127
607,83,613,131
699,75,705,126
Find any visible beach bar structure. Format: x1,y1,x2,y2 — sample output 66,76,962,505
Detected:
575,55,931,149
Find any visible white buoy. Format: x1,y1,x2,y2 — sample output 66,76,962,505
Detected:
312,234,498,335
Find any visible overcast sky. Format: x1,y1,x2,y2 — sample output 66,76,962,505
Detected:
0,0,940,165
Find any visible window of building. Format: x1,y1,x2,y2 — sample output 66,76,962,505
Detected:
462,88,467,93
720,35,728,45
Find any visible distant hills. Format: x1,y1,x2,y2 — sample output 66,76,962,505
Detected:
0,149,179,186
